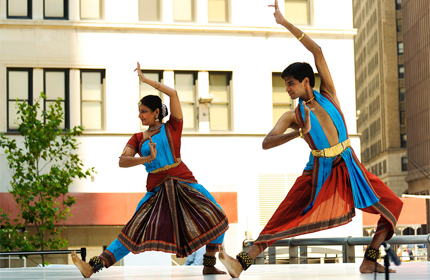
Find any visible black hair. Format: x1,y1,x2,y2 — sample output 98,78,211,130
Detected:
139,95,169,119
281,62,315,87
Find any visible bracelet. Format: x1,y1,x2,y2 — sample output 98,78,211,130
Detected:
298,33,305,41
299,128,304,139
154,81,160,90
147,155,152,164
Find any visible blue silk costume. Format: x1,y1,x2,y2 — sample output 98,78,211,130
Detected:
103,122,226,266
299,90,379,214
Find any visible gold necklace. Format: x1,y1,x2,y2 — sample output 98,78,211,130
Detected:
305,96,315,104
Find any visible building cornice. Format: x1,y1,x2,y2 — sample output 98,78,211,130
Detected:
0,20,357,38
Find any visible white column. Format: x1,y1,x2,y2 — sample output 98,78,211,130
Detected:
0,0,6,19
33,0,44,20
68,0,80,21
162,0,173,24
32,68,43,102
69,69,81,128
196,0,208,24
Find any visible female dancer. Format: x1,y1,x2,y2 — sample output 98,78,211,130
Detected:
72,62,228,277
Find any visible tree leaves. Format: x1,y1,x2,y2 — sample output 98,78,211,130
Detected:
0,93,95,266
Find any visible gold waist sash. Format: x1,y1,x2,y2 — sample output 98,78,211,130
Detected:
311,139,351,158
150,159,182,174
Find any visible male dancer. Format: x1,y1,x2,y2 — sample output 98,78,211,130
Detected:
219,1,403,277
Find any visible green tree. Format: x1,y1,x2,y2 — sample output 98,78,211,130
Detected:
0,93,95,266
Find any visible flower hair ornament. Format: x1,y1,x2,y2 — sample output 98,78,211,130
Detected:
161,104,167,118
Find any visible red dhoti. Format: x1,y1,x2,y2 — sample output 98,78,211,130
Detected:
254,158,403,252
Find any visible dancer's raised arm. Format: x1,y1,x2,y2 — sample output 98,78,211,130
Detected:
135,62,183,120
269,0,337,103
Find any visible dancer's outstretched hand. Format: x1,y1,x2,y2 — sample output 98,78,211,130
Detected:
134,61,146,82
269,0,285,25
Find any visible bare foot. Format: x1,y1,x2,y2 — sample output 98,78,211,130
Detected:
71,251,94,278
218,245,244,278
360,259,396,273
203,266,227,275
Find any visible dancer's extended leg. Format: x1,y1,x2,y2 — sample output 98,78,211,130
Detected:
71,251,98,278
219,244,262,278
359,230,396,273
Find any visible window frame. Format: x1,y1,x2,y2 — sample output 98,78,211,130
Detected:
173,0,196,22
272,72,294,127
174,71,198,131
139,70,164,131
7,68,33,132
43,0,69,20
397,42,404,55
208,0,230,24
80,69,106,131
400,134,407,148
398,65,404,79
396,0,402,10
284,0,311,26
208,71,232,132
80,0,103,20
43,69,70,129
138,0,161,22
399,87,405,102
401,157,408,171
6,0,32,19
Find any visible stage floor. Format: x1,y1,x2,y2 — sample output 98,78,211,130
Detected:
1,262,429,279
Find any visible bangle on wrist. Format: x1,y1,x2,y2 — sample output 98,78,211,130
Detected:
147,155,152,164
298,33,305,41
299,128,304,139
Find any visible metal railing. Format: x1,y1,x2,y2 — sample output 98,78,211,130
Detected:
243,234,430,264
0,248,86,267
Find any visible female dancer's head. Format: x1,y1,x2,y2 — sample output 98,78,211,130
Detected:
138,95,169,126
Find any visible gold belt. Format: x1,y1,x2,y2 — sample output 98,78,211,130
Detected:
311,139,351,158
150,159,181,174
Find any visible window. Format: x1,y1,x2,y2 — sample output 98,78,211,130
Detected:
209,72,231,131
383,160,387,174
259,174,286,227
398,65,404,79
399,87,405,102
140,71,163,100
401,157,408,171
396,19,402,33
138,0,161,21
400,109,406,125
44,0,68,20
175,72,197,130
174,0,195,22
401,134,407,148
7,0,32,19
272,73,293,127
396,0,401,10
7,68,33,131
397,42,404,55
208,0,228,23
81,70,105,130
80,0,102,20
139,71,163,130
284,0,310,25
44,69,69,129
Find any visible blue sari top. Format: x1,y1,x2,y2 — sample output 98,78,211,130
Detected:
298,90,379,214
